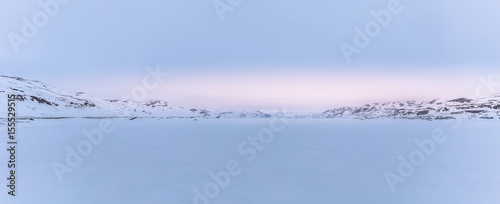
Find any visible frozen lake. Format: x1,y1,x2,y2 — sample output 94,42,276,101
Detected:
1,118,500,203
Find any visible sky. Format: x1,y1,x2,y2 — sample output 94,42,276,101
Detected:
1,0,500,111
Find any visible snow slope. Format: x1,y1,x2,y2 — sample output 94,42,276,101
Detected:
316,98,500,120
0,75,211,118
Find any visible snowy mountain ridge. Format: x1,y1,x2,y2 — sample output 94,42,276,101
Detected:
1,75,499,120
315,97,500,120
0,75,269,119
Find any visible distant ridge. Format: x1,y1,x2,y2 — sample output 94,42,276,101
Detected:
1,75,499,120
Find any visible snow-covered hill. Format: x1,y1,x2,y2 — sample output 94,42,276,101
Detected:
0,75,212,118
315,97,500,120
1,75,499,120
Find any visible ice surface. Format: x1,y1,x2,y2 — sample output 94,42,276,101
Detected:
1,118,499,203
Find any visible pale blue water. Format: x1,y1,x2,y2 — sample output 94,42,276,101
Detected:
1,118,499,204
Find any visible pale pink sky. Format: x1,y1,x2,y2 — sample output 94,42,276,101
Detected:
50,68,500,112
